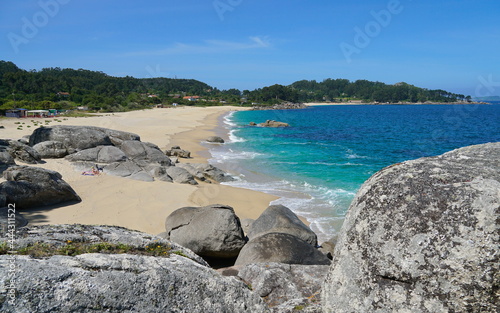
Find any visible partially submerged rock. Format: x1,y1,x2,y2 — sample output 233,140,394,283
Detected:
322,143,500,313
258,120,290,127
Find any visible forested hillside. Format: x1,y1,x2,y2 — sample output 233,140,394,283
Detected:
0,61,469,112
0,61,214,111
289,79,469,103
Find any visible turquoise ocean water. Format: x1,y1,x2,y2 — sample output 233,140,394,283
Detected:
208,103,500,242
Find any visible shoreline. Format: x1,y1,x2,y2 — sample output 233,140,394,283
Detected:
0,106,278,235
304,101,490,106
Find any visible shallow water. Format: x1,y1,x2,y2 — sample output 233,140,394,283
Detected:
209,103,500,242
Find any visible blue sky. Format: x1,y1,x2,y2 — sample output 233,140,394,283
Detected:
1,0,499,97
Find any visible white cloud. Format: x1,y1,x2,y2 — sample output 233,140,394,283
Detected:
126,36,271,56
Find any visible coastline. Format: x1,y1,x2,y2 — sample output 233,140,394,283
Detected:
0,106,278,235
304,101,488,106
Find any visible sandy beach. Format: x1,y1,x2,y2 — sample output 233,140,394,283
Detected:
0,106,278,235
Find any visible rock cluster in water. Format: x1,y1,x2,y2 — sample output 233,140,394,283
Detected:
252,102,307,110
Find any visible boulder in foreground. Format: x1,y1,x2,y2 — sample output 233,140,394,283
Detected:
165,204,246,258
0,225,268,313
322,143,500,313
235,232,331,266
234,263,329,312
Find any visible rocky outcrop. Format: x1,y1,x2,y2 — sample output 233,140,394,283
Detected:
29,125,140,153
0,166,81,209
65,145,127,163
32,140,68,158
177,163,235,183
166,166,197,185
4,140,42,164
233,263,329,312
101,160,155,181
248,204,318,246
322,143,500,313
0,147,15,174
165,145,191,158
0,225,269,313
165,204,246,258
252,102,306,110
318,236,337,260
206,136,225,143
258,120,290,127
235,233,331,266
120,140,172,167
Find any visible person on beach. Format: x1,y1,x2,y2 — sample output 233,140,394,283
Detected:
81,166,101,176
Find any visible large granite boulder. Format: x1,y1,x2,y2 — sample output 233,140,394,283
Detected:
165,146,191,158
190,163,235,182
165,204,246,258
248,204,318,246
29,126,140,153
4,140,42,164
100,127,141,146
0,225,269,313
103,160,152,181
121,140,172,167
166,166,198,185
145,165,173,182
176,163,208,181
235,233,331,266
221,263,329,312
0,147,16,174
322,143,500,313
176,163,235,183
0,166,80,209
32,140,68,158
65,145,127,163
